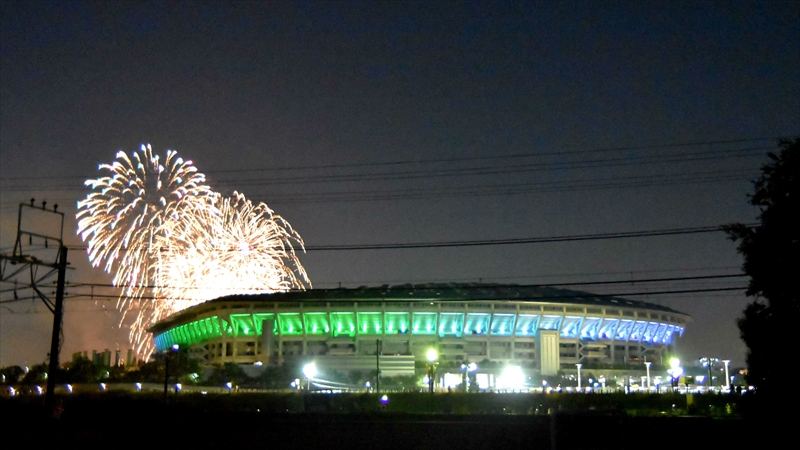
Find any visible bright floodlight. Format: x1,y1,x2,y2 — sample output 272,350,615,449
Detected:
303,363,317,380
426,349,438,362
468,362,478,372
669,358,681,370
498,365,525,390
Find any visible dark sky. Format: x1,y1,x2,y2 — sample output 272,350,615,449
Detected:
1,1,798,369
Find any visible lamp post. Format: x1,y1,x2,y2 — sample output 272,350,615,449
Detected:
668,358,683,393
722,360,731,390
644,362,652,390
161,344,179,403
467,362,477,392
426,349,438,395
576,364,582,391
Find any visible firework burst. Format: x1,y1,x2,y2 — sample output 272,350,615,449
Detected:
77,144,217,354
157,191,310,306
78,145,310,358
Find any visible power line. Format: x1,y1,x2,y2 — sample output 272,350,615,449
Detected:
0,144,772,192
63,273,745,291
56,224,756,253
39,285,748,303
210,146,768,187
0,136,781,182
302,224,755,251
311,267,743,286
0,168,757,208
256,169,756,205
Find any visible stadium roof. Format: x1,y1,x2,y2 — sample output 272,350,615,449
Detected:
206,283,686,314
150,283,691,334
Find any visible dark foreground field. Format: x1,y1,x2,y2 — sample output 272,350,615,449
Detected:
1,392,779,449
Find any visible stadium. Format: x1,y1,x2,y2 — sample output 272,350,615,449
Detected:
149,284,690,383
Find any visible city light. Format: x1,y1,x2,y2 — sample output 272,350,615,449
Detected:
426,348,438,362
667,358,683,390
498,365,525,390
303,363,317,390
303,363,317,380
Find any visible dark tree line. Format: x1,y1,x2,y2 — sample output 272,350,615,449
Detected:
725,137,799,395
0,347,203,385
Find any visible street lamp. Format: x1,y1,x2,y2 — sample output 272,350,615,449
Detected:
700,357,719,389
576,364,582,391
722,360,731,390
158,344,180,403
644,362,652,390
426,349,438,395
668,358,683,392
303,363,317,390
461,362,478,393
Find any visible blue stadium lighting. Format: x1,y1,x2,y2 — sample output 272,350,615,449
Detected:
149,285,690,372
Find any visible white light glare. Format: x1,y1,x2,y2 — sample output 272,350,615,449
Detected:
498,366,525,390
303,363,317,379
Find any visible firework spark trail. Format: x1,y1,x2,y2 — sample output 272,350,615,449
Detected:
157,191,310,305
78,145,310,358
128,192,311,355
77,144,217,355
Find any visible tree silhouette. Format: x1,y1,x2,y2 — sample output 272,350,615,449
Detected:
725,137,799,394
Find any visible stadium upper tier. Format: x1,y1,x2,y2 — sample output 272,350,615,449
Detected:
149,284,691,374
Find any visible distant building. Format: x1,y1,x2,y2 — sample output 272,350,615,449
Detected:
149,284,690,377
71,348,137,367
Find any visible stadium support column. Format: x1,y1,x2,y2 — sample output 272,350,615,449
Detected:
221,321,228,362
610,338,615,363
262,318,275,366
538,330,560,376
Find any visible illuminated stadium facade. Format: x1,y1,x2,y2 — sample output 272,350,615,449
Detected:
149,284,690,376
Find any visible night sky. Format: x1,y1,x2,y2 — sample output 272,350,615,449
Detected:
1,1,798,369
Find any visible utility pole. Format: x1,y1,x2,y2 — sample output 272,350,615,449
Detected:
0,200,68,415
376,339,382,394
708,358,713,388
46,247,67,411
